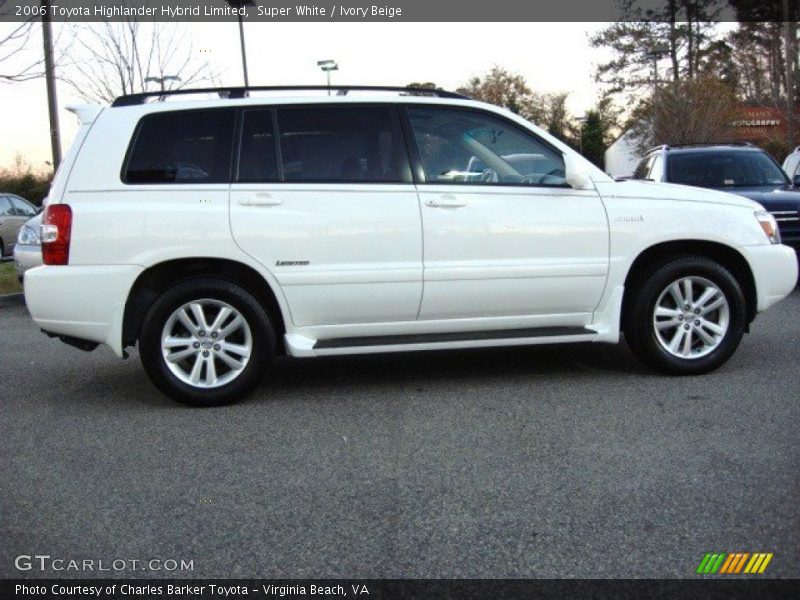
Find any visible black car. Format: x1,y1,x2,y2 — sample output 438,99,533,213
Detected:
634,144,800,252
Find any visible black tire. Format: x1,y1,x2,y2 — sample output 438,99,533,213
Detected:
139,278,275,406
623,256,747,375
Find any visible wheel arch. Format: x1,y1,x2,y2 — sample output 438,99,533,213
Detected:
622,240,757,330
123,257,287,351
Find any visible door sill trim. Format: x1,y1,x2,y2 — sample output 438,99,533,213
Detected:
313,326,589,349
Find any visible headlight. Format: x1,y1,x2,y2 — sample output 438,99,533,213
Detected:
755,210,781,244
17,224,41,246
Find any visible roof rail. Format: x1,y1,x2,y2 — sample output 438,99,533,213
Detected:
644,144,670,155
669,141,757,149
112,85,467,107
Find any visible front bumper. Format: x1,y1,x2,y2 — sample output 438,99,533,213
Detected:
24,264,143,357
740,244,798,312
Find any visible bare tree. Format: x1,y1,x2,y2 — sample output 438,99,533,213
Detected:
61,21,216,104
0,21,44,82
628,76,737,152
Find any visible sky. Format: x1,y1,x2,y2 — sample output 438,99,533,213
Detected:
0,22,610,169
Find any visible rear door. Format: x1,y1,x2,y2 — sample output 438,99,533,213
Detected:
229,104,422,327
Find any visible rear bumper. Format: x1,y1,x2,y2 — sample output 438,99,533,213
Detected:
740,244,798,312
24,264,143,357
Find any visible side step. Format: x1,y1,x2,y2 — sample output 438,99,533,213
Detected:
313,326,589,349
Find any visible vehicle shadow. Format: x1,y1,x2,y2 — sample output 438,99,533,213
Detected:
263,338,651,395
62,339,651,410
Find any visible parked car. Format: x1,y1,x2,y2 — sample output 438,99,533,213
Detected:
14,213,43,282
0,194,39,258
633,144,800,254
23,86,797,406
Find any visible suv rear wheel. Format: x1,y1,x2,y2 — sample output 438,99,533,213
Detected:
139,278,275,406
624,256,747,374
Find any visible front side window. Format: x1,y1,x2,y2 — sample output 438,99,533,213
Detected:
407,106,566,186
649,154,663,181
124,109,235,184
276,106,404,183
668,151,790,188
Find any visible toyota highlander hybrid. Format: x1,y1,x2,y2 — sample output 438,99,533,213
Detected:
23,86,798,406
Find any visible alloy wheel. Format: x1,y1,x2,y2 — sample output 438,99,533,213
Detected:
652,276,730,360
160,299,253,388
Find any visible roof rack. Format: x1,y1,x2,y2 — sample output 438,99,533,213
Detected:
112,85,467,107
668,141,756,149
644,144,670,155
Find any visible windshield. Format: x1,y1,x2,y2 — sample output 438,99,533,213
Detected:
667,151,789,188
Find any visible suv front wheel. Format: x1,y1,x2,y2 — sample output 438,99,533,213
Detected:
624,256,747,375
139,278,275,406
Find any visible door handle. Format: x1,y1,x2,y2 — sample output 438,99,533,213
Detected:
238,193,283,206
426,194,467,208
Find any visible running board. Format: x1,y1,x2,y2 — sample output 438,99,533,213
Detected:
314,326,589,349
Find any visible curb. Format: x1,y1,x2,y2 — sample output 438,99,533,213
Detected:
0,293,24,308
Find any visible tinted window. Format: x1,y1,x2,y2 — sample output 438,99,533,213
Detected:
277,106,403,182
237,109,279,183
10,196,36,217
668,151,789,187
0,197,10,216
634,155,655,179
125,109,235,184
407,107,565,186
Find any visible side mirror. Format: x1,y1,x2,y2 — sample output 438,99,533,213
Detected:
563,152,595,190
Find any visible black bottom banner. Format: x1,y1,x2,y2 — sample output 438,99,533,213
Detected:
3,579,800,600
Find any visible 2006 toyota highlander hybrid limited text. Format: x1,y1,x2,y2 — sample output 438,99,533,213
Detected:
23,86,798,406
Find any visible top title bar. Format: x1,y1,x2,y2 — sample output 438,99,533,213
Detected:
0,0,796,23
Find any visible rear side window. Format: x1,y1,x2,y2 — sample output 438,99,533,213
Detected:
237,109,279,183
124,109,235,184
0,197,10,216
276,106,404,183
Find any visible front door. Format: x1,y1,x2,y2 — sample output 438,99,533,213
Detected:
405,105,609,322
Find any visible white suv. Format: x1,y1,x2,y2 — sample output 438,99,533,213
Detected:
24,86,798,406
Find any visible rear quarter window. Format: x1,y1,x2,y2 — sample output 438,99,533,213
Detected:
123,109,236,184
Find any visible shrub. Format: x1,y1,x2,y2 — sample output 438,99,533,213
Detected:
0,156,53,206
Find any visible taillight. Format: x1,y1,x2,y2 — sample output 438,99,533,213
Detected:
41,204,72,265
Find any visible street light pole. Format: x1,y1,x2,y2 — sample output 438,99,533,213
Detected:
237,12,249,86
41,0,61,169
647,45,669,145
784,0,795,151
576,116,587,156
226,1,254,87
317,60,339,95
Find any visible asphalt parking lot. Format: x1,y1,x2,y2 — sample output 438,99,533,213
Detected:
1,290,798,579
